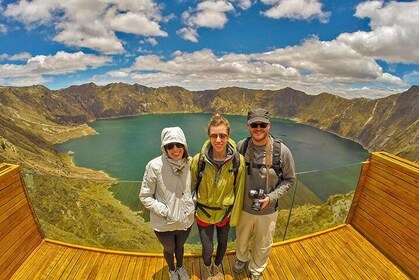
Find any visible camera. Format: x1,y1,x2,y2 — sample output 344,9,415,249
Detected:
249,189,266,211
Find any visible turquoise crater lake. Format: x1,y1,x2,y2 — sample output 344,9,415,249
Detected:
56,113,368,200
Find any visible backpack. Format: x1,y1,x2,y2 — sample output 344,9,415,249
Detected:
238,136,283,179
193,151,241,219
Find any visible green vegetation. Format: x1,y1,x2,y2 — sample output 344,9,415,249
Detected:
23,173,162,252
22,172,355,253
275,192,354,241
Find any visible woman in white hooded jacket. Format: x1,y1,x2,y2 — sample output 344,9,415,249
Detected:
140,127,195,280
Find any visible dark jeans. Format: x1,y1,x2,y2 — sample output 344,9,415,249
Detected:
154,226,192,271
198,222,231,266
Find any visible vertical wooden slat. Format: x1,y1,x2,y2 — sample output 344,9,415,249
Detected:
0,164,43,280
348,152,419,278
346,161,370,224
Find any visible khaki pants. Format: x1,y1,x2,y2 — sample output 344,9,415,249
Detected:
235,211,278,276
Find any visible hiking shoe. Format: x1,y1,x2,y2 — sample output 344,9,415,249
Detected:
201,264,213,280
177,266,190,280
251,273,263,280
233,259,246,273
169,269,179,280
211,263,224,280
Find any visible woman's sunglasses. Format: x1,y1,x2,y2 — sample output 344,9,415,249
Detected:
165,143,184,150
249,122,268,129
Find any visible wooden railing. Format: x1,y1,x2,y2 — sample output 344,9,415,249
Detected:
0,152,417,279
347,152,418,278
0,164,43,279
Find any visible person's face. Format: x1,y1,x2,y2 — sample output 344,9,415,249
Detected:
248,122,270,145
165,142,185,161
209,125,229,155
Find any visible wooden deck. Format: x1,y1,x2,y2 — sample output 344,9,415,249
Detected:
1,151,417,279
6,225,409,280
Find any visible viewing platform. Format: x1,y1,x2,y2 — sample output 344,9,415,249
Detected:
1,152,417,279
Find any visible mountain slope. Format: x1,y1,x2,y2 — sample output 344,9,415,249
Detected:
0,84,417,176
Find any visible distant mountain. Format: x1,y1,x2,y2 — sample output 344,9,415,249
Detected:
0,83,417,175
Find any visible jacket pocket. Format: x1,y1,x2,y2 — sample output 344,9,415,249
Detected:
166,194,195,225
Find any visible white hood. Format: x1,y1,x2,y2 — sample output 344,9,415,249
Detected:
160,127,188,153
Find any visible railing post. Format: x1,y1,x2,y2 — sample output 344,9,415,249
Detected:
282,174,299,241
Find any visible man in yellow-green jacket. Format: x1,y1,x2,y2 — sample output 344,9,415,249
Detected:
191,113,245,280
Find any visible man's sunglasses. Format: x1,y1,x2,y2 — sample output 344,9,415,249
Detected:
209,133,228,140
165,143,184,150
250,122,268,129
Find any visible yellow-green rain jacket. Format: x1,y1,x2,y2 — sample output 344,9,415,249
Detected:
191,139,245,226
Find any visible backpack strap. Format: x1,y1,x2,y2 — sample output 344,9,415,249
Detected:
230,151,240,186
239,137,251,175
272,138,282,179
240,136,282,178
221,151,240,221
194,153,206,193
265,137,272,189
196,203,223,218
195,150,241,221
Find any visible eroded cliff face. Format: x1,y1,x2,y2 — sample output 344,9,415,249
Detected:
283,87,418,161
0,83,417,177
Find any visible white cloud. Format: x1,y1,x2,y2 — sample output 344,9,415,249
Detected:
144,37,158,46
178,0,235,42
3,0,57,25
52,21,125,55
114,49,300,90
0,76,51,87
0,51,111,86
337,1,419,64
107,70,130,78
137,47,155,54
253,37,404,85
0,23,7,34
403,70,419,85
177,27,199,43
235,0,253,10
0,52,32,61
260,0,330,23
3,0,167,54
95,41,406,98
184,1,235,28
106,9,167,37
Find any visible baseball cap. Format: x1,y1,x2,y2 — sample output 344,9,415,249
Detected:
247,108,270,124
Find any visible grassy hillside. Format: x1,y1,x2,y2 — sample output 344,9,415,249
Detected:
1,83,416,253
23,173,162,252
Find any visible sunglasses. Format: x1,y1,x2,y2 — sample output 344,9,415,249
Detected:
165,143,184,150
250,122,268,129
209,133,228,140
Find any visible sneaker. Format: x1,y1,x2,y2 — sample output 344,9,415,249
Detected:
233,259,246,273
211,262,224,280
177,266,190,280
201,264,213,280
251,273,263,280
169,269,179,280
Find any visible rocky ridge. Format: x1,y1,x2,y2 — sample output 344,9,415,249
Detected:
0,83,418,176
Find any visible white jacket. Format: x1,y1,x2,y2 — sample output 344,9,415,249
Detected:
139,127,195,232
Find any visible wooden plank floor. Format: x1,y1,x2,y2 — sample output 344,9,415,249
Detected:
10,225,411,280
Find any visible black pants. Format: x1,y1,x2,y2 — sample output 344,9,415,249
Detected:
154,226,192,271
198,222,230,267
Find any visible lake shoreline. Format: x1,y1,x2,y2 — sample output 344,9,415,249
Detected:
56,112,369,180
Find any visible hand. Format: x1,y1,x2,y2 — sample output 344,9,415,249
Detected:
259,196,270,210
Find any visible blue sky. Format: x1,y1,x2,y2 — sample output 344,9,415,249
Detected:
0,0,418,98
